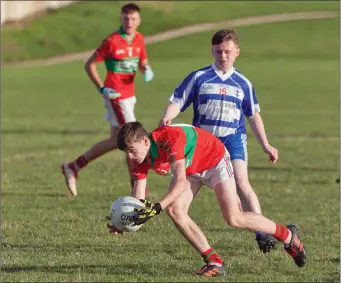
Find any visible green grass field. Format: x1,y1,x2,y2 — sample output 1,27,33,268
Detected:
1,5,340,283
2,0,339,63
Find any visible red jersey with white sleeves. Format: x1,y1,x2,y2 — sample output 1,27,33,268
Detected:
94,26,148,100
131,124,226,180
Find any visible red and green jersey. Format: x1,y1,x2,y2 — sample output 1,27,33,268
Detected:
131,124,226,180
94,26,148,99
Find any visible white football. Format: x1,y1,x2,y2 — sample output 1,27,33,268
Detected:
108,196,145,232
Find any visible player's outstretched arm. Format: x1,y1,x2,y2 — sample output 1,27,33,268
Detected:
132,178,147,200
247,113,279,163
132,159,187,226
159,159,187,209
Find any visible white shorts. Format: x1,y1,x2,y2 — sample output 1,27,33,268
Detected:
104,96,137,127
187,151,234,189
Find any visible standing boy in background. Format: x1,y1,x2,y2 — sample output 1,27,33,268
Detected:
61,3,154,196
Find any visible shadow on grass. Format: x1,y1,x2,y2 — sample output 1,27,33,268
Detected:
1,244,186,276
315,257,340,263
253,179,336,185
2,243,190,255
2,128,103,135
248,166,338,185
1,192,68,198
249,166,337,172
0,263,160,275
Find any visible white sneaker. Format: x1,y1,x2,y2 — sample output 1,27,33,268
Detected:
61,163,78,196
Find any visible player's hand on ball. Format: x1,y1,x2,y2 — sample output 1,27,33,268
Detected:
105,216,123,235
99,87,121,100
158,117,172,127
133,199,162,226
263,144,279,164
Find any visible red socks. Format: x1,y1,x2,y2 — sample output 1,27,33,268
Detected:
75,155,88,170
201,248,223,265
273,223,291,243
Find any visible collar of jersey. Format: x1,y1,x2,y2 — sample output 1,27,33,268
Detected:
118,26,135,43
148,134,158,166
212,64,235,80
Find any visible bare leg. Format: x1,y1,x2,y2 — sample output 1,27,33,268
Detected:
232,159,261,214
166,179,229,276
83,126,119,162
215,178,307,267
166,179,211,253
214,179,291,243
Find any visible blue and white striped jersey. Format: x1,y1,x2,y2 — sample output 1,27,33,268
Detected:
169,64,260,139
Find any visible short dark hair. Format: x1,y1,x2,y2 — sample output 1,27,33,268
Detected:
121,3,140,14
117,122,149,151
211,29,238,46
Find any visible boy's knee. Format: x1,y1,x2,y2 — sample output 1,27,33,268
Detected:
166,205,186,221
226,214,245,228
